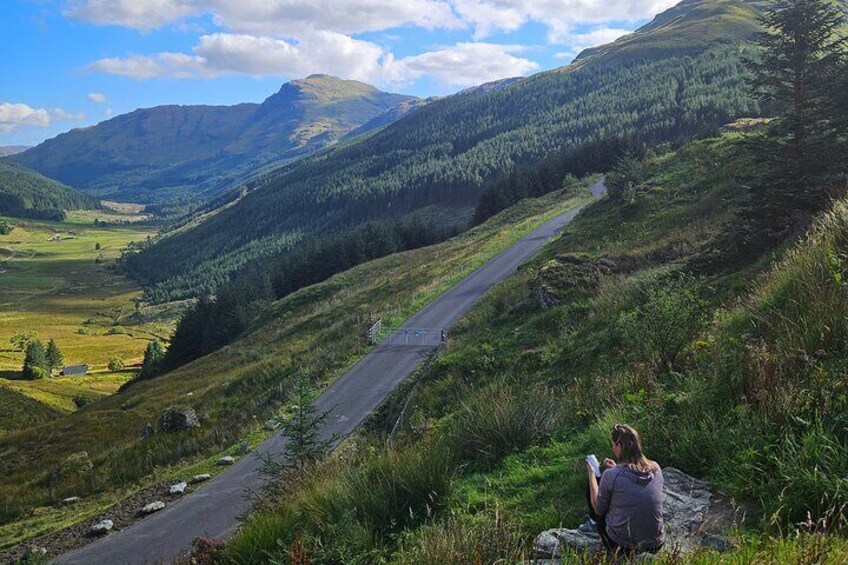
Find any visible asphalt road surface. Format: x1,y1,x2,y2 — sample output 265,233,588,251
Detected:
57,180,604,564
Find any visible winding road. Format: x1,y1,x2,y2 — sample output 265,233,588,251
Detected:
57,180,604,564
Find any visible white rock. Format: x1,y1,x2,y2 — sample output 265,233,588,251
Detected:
191,473,212,484
169,481,187,495
62,496,81,505
89,519,113,535
217,456,235,466
140,501,165,514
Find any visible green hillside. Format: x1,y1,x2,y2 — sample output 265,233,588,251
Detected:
0,185,589,539
0,160,98,220
574,0,769,62
11,75,415,203
222,132,848,563
126,0,765,302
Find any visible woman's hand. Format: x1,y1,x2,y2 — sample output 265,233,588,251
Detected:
586,461,597,477
604,458,616,469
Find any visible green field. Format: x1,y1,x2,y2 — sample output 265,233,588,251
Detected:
0,211,173,416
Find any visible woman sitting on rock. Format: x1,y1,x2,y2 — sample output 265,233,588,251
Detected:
584,423,665,555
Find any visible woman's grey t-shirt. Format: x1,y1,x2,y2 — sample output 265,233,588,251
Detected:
595,464,665,549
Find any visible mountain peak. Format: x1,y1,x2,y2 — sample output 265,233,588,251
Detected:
274,74,385,103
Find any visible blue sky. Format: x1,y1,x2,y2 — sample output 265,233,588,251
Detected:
0,0,677,146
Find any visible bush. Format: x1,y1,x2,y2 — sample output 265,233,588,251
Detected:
107,356,124,372
450,382,562,469
619,275,708,372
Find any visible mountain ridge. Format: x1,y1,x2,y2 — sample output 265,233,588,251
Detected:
127,0,766,302
11,76,417,203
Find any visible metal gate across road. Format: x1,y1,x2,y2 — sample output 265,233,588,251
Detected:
386,328,443,346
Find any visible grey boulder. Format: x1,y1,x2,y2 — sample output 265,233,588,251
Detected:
139,501,166,515
169,481,188,495
158,407,200,433
89,519,114,536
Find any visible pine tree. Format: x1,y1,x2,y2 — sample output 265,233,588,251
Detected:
45,338,63,373
746,0,847,229
22,339,48,380
139,340,165,380
606,152,644,205
281,374,333,469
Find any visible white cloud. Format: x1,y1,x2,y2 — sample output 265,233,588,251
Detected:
88,92,107,103
555,27,632,60
0,102,85,133
387,43,538,88
197,32,386,80
65,0,460,34
89,52,210,79
0,103,51,133
70,0,675,91
208,0,461,36
50,108,87,121
104,108,113,117
64,0,201,31
88,32,385,82
63,0,675,42
89,33,538,89
451,0,678,42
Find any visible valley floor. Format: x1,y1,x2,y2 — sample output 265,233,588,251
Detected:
0,211,175,428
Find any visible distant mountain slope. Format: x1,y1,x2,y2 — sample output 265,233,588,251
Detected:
11,75,416,203
0,160,98,220
0,146,31,158
127,0,765,300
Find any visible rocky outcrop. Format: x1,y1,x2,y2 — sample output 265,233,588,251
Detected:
534,254,615,309
158,407,200,433
532,468,748,561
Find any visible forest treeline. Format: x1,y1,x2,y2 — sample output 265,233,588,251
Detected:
155,210,469,372
126,45,762,300
0,160,98,220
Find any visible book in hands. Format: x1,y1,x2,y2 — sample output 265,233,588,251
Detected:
586,454,601,478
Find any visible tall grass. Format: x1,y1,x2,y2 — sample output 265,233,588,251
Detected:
449,383,562,469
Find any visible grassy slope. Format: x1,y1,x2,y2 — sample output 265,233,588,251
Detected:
223,134,848,563
0,386,58,436
0,184,590,544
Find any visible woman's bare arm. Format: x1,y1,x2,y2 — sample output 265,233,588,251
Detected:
586,462,600,514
